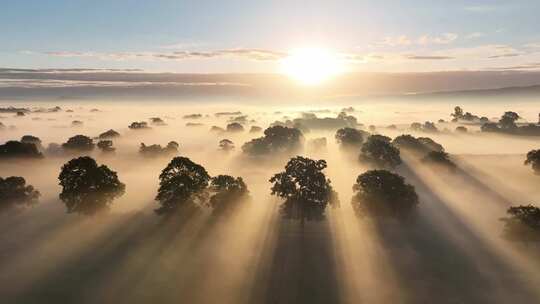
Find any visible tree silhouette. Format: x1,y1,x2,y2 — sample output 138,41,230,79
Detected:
335,127,368,149
128,121,150,129
98,129,120,139
352,170,419,218
500,205,540,244
242,125,303,156
20,135,42,149
62,135,95,152
525,149,540,175
155,156,210,215
270,156,339,226
0,176,40,211
0,141,43,159
97,140,115,153
226,122,244,132
422,151,457,172
208,175,249,216
219,139,235,151
58,156,125,215
359,135,402,169
393,134,432,155
139,141,179,157
499,111,519,130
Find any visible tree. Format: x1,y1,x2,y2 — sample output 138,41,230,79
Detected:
335,127,368,149
500,205,540,244
155,157,210,215
393,134,442,155
242,126,303,156
219,139,235,151
58,156,125,215
269,156,339,225
249,126,262,133
139,141,178,157
351,170,419,218
226,122,244,132
451,106,464,120
97,140,115,153
0,176,40,211
129,121,150,129
359,135,402,169
208,175,249,216
455,126,468,133
499,111,519,130
21,135,42,149
98,129,120,139
422,151,457,171
62,135,94,152
0,141,43,159
481,122,500,132
150,117,167,126
524,149,540,175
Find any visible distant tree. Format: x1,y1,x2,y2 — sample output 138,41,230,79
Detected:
62,135,94,152
183,114,202,119
269,156,339,226
0,141,43,159
72,120,83,126
249,126,262,133
455,126,468,133
210,126,225,133
423,121,438,132
0,122,5,130
410,122,422,131
155,157,211,215
335,127,369,149
20,135,42,149
97,140,115,153
351,170,419,218
499,111,520,130
139,141,178,157
98,129,120,139
524,149,540,175
393,134,435,155
359,135,402,169
422,151,457,171
16,111,25,117
226,122,244,132
128,121,150,129
150,117,167,125
387,124,397,130
208,175,249,215
451,106,464,121
219,139,235,151
500,205,540,244
481,122,500,132
0,176,40,211
242,126,303,156
58,156,125,215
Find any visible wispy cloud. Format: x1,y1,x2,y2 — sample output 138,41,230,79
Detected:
374,33,459,47
43,48,288,61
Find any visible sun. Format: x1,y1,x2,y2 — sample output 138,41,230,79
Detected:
280,48,344,85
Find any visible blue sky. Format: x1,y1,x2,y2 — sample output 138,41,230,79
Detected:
1,0,540,73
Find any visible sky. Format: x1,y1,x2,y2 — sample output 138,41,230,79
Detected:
1,0,540,74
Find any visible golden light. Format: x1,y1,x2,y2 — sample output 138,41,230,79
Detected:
280,48,345,85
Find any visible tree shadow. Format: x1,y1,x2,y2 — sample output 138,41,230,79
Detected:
365,163,540,304
249,217,342,304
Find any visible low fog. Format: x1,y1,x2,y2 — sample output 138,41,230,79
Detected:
0,99,539,304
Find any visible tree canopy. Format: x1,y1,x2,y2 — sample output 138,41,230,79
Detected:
269,156,339,223
351,170,419,218
62,135,95,152
58,156,125,215
139,141,179,157
242,126,303,156
208,175,249,215
524,149,540,175
0,141,43,159
0,176,40,211
335,127,369,149
500,205,540,243
359,135,402,169
422,151,457,171
155,156,211,215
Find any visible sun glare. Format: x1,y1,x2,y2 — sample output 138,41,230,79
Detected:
280,48,344,85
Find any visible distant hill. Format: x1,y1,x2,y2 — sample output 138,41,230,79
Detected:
398,84,540,100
